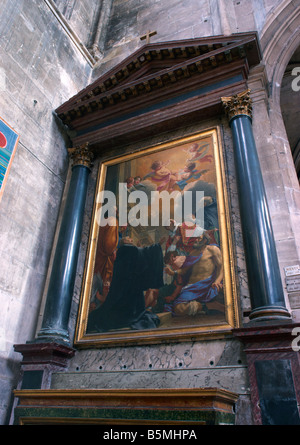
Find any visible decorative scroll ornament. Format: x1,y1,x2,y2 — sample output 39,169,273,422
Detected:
221,89,253,122
68,143,94,169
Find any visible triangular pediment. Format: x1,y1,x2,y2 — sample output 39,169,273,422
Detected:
56,32,261,128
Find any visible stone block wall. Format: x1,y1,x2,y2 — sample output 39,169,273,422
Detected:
93,0,283,76
1,0,300,426
0,0,93,424
53,0,102,47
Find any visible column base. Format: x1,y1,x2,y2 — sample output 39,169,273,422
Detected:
248,305,292,323
13,342,76,389
11,342,76,424
233,322,300,425
35,327,71,346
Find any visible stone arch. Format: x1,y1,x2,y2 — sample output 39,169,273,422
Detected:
259,0,300,187
280,48,300,183
256,0,300,320
260,0,300,106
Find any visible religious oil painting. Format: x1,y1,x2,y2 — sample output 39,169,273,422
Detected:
75,129,239,347
0,117,19,202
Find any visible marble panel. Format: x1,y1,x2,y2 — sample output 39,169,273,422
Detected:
51,366,250,395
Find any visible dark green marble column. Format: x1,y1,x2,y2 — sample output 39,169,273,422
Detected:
222,90,290,323
36,143,93,345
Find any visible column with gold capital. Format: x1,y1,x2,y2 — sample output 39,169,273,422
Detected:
222,90,290,322
36,143,93,345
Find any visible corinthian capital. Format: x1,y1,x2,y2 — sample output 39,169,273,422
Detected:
221,89,252,122
68,143,93,169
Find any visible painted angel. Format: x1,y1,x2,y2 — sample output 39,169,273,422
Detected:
184,142,213,163
176,162,209,190
143,160,178,191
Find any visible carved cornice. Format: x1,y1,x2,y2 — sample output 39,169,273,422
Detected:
221,89,253,121
56,33,261,127
14,387,239,411
68,143,94,169
54,34,261,152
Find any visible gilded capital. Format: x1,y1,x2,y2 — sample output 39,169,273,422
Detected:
68,143,94,169
221,89,252,122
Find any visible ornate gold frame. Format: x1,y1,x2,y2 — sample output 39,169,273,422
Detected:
75,128,240,347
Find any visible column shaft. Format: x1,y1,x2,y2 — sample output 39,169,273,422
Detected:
222,90,290,322
36,144,93,344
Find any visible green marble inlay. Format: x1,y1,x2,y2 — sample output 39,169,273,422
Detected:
14,406,235,425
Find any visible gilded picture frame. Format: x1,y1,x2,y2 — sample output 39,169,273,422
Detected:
75,128,239,347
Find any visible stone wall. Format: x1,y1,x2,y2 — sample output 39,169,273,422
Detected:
93,0,283,76
52,0,102,48
1,0,300,426
0,0,93,424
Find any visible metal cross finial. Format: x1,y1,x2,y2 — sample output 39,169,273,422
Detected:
140,30,157,44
